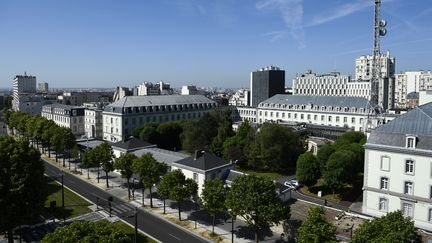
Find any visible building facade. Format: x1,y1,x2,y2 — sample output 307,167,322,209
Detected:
102,95,217,142
57,91,112,106
181,85,198,95
38,82,49,92
84,107,103,139
233,95,372,132
137,81,173,96
395,71,432,109
12,74,44,115
363,103,432,231
250,66,285,107
41,103,85,136
228,89,250,106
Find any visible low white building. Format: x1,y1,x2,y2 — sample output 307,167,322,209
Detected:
84,107,104,139
171,151,234,196
41,103,85,136
228,89,250,106
363,103,432,231
234,95,372,132
181,85,198,95
102,95,217,142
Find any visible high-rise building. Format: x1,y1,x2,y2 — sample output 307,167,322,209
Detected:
38,82,49,92
181,85,198,95
12,74,44,115
250,66,285,107
355,51,395,110
394,71,432,109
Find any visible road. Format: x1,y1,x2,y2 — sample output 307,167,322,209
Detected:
44,161,209,243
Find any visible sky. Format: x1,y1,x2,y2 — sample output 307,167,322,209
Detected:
0,0,431,89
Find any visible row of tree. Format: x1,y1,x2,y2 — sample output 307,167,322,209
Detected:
296,131,366,195
4,110,77,167
296,206,421,243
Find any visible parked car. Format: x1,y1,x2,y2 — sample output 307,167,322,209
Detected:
284,179,300,189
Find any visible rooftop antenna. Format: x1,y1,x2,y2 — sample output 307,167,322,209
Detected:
366,0,387,131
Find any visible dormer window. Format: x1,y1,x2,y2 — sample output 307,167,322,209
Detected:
406,135,417,149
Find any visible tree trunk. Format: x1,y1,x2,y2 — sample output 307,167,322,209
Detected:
7,229,13,243
105,171,109,188
149,187,153,208
178,203,181,221
55,152,58,162
212,214,215,233
127,179,131,200
142,187,145,206
163,199,166,214
62,153,65,167
97,166,100,183
255,227,260,243
48,146,51,157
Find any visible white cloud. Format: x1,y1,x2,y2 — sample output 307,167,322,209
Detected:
256,0,306,48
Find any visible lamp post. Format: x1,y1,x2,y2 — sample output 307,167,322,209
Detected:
134,207,138,243
61,171,64,209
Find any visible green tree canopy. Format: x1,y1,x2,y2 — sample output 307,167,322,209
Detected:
93,143,114,187
296,152,320,187
296,206,337,243
0,136,47,242
42,221,130,243
222,120,254,165
316,143,335,172
201,179,227,233
352,211,421,243
324,150,355,196
114,153,138,199
225,175,288,242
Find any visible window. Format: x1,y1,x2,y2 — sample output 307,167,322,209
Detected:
402,203,413,217
328,116,332,122
379,198,388,211
380,177,388,190
381,156,390,171
336,116,340,122
404,181,413,195
193,173,198,182
301,114,304,120
294,114,297,119
429,208,432,222
314,115,317,121
352,117,356,123
405,160,414,174
406,136,416,148
343,117,347,123
321,115,325,121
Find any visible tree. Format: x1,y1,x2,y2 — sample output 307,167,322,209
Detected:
132,153,168,207
42,120,56,157
157,121,184,150
157,170,197,220
352,211,421,243
139,123,159,144
114,153,138,200
296,152,320,187
296,206,337,243
81,149,97,179
51,126,65,163
42,220,130,243
316,143,335,172
210,110,234,156
336,131,367,145
94,143,115,188
71,144,80,171
246,123,304,171
61,127,76,166
323,150,355,197
181,113,219,152
225,175,288,243
0,137,47,243
222,120,254,165
201,179,227,233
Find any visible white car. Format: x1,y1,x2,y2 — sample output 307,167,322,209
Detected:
284,179,300,189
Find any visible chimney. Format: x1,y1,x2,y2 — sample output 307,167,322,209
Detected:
194,150,199,160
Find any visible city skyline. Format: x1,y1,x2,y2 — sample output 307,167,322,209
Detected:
1,0,431,88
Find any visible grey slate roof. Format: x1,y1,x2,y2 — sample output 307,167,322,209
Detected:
132,148,188,167
225,170,246,183
260,94,370,108
43,103,80,110
367,102,432,149
106,95,215,109
112,137,154,151
173,151,232,171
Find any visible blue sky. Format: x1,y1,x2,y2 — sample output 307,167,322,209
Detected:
0,0,431,88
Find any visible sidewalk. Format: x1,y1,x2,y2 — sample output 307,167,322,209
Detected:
42,150,285,243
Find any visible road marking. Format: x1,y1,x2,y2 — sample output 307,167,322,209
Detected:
168,233,181,241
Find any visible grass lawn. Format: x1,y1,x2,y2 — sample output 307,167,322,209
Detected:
113,221,157,243
42,178,92,220
237,168,286,180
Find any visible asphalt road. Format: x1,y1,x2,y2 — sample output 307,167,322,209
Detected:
44,161,209,243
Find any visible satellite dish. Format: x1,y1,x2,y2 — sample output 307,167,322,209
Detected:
380,19,387,27
380,28,387,36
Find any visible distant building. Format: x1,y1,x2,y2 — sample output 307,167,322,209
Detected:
113,86,133,101
419,90,432,106
363,102,432,232
102,95,217,142
406,92,419,109
355,51,395,110
181,85,198,95
229,89,250,106
12,74,46,115
137,81,173,96
38,82,49,92
394,71,432,109
84,103,105,139
250,66,285,107
41,103,85,136
57,91,112,106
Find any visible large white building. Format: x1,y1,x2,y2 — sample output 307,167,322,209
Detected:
84,105,104,139
363,103,432,231
102,95,217,142
12,74,44,115
394,71,432,109
233,95,372,132
41,103,85,136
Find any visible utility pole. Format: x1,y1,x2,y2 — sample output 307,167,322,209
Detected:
61,172,65,209
134,207,138,243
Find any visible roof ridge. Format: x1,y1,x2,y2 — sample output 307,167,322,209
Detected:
417,105,432,120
